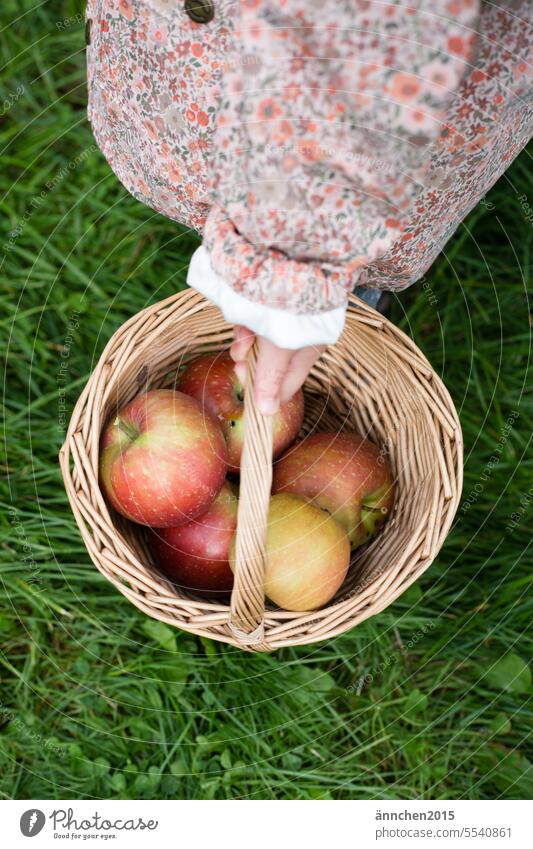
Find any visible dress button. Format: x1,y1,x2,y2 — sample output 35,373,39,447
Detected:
85,18,91,46
184,0,215,24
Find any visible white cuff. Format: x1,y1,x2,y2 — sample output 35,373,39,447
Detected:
186,245,346,350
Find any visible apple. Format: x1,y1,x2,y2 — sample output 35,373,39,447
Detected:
272,431,395,549
100,388,227,527
177,351,304,472
148,483,238,594
230,493,350,611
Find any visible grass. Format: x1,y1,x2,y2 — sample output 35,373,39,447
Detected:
1,1,532,800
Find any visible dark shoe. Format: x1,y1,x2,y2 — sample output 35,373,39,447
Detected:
376,292,392,315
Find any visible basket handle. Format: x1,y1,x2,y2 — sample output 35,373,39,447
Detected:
228,341,273,646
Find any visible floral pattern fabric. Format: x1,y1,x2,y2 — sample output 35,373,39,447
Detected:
87,0,533,314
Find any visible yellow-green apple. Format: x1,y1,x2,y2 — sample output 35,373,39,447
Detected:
230,493,350,611
99,389,227,527
177,351,304,473
149,483,237,594
272,432,395,549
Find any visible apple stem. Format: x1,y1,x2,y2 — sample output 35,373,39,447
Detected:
114,416,138,441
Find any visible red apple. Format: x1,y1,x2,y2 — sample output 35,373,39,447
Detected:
272,431,395,549
230,493,350,611
100,389,227,527
149,483,238,594
177,351,304,472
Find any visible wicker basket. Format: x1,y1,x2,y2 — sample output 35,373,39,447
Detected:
59,289,463,651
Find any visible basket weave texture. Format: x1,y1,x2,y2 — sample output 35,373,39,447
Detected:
60,289,463,651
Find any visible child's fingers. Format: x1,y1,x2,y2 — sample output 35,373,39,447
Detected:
230,331,323,415
230,325,255,365
234,361,247,385
254,338,293,416
279,345,326,403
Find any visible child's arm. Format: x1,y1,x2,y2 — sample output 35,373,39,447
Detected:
186,1,531,410
189,1,480,344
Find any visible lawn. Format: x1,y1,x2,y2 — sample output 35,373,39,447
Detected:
1,1,531,800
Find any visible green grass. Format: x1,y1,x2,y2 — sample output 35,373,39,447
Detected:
1,1,532,800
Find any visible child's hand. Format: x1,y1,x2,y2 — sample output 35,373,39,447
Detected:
230,326,325,416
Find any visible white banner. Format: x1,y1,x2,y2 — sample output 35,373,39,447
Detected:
2,799,529,848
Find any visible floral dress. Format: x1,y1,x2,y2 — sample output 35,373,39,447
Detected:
86,0,533,344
